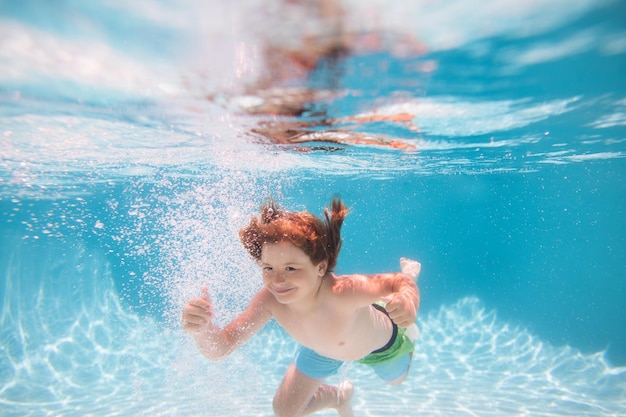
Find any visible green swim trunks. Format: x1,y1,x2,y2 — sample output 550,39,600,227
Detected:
353,304,416,381
357,322,415,366
358,303,415,366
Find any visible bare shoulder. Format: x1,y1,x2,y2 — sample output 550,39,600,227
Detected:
328,273,366,295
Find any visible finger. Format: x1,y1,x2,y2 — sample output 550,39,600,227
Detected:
397,319,413,328
387,304,415,323
188,298,212,313
188,297,207,307
183,313,209,325
182,306,213,333
182,322,205,334
383,296,401,312
387,309,404,324
190,288,212,306
184,303,210,315
184,302,213,320
388,310,411,327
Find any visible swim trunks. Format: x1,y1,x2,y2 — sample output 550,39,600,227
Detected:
294,304,415,381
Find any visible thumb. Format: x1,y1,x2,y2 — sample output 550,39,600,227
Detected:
200,286,211,302
379,295,393,306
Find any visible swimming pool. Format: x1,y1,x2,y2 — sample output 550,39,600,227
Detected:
1,0,625,416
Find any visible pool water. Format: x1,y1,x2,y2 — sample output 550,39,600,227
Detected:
1,0,625,416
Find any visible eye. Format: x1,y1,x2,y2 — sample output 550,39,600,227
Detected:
262,266,273,272
285,266,297,272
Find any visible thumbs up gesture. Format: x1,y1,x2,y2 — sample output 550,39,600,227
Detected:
400,257,421,282
182,286,214,334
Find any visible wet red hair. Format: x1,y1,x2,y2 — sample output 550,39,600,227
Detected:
239,198,348,272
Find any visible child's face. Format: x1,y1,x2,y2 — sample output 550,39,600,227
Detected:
260,240,326,305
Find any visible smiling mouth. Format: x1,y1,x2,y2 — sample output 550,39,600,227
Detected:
273,287,294,295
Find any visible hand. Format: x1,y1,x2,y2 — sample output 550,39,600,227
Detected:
381,292,417,328
182,286,214,334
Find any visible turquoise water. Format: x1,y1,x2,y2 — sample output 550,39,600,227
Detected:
1,0,625,416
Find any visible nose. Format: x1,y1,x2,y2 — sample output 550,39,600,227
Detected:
273,272,286,284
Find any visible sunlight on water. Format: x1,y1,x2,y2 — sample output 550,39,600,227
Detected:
0,239,170,416
2,240,624,417
402,298,626,416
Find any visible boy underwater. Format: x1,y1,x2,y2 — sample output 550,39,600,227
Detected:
182,198,420,416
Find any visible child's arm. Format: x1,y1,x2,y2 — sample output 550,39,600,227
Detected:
182,286,273,360
336,258,421,328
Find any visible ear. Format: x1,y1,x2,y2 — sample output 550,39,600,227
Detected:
317,260,328,277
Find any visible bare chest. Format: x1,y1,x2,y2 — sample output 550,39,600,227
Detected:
273,304,389,360
276,305,350,341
